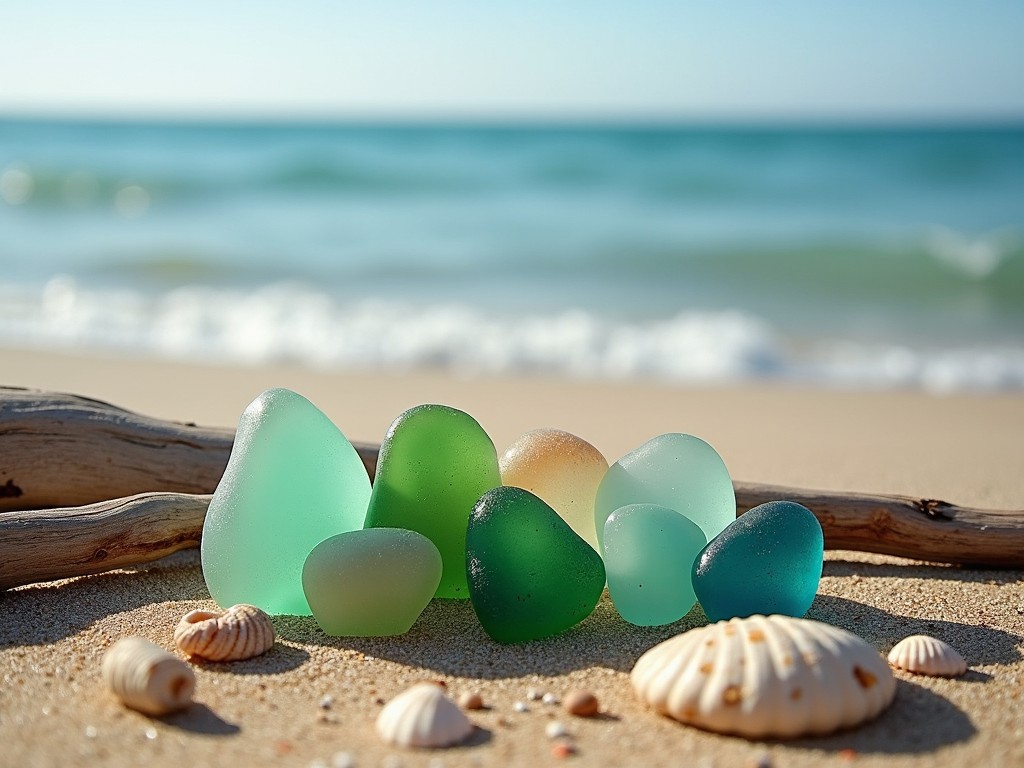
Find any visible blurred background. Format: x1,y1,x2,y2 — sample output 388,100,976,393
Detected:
1,1,1022,392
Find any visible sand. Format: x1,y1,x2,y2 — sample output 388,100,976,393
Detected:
2,346,1023,767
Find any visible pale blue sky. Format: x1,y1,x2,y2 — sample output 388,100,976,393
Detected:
2,1,1022,121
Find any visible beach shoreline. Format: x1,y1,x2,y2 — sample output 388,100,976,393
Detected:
2,346,1023,767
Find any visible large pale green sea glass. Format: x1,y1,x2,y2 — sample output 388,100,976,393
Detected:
499,428,609,551
603,503,706,626
302,528,442,636
692,500,824,622
200,388,372,616
363,404,501,599
594,434,735,551
466,486,606,644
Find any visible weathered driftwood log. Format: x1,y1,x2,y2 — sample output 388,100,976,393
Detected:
0,386,377,512
0,387,1022,591
1,483,1021,591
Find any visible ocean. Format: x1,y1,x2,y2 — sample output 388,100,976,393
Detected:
1,118,1022,392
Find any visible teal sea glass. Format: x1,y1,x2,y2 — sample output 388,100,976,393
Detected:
595,433,735,551
302,528,442,636
692,500,824,622
201,388,372,615
363,404,501,599
603,504,707,626
466,486,606,644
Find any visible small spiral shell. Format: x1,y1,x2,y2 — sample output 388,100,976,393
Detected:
101,637,195,716
377,682,475,748
173,604,275,662
888,635,967,677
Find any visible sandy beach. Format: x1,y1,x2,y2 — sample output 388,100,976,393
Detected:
2,346,1023,767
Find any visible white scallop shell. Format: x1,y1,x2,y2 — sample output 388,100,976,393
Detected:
888,635,967,677
174,604,275,662
631,614,896,738
376,682,474,748
102,637,195,716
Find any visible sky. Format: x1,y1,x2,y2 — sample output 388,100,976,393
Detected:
1,1,1023,122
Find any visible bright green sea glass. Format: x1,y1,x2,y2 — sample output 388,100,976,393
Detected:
603,503,707,626
363,404,501,599
466,486,606,644
499,428,609,551
200,388,372,616
692,500,824,622
595,434,735,551
302,528,442,636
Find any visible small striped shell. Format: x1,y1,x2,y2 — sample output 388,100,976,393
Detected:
631,614,896,738
888,635,967,677
102,637,195,716
173,604,275,662
376,682,474,748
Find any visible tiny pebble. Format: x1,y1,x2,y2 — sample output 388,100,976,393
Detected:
563,690,600,717
319,695,334,710
527,688,542,701
84,726,98,739
458,691,485,710
545,721,569,739
331,751,356,768
513,701,529,713
839,749,858,762
144,727,158,740
542,692,559,705
551,742,576,759
747,753,772,768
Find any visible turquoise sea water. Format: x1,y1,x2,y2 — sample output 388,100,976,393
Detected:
1,119,1022,390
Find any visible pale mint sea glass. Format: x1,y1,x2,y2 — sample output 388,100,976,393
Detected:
692,500,824,622
603,503,707,626
594,434,735,551
302,528,442,636
200,388,372,616
363,404,501,599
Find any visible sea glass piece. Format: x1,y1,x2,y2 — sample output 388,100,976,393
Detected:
594,433,735,551
603,504,707,626
692,500,824,622
363,404,501,599
302,528,442,636
499,428,609,551
466,486,606,644
201,388,371,616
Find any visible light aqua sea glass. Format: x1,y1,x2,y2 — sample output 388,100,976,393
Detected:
200,388,372,616
692,500,824,622
603,503,707,626
594,433,735,551
302,528,442,636
467,486,606,644
363,404,501,599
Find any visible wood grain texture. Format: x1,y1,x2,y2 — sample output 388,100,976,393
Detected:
0,388,1021,591
0,386,377,512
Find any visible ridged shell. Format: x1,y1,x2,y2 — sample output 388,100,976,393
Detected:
102,637,195,716
888,635,967,677
631,614,896,738
376,682,474,748
173,604,275,662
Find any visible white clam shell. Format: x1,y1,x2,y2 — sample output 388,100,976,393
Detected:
101,637,195,716
174,604,275,662
888,635,967,677
376,682,474,748
631,614,896,738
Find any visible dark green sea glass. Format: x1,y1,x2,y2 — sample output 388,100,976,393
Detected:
692,500,824,622
363,404,501,599
466,486,606,644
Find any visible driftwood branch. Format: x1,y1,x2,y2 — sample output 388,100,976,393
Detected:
0,386,377,512
0,387,1021,590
